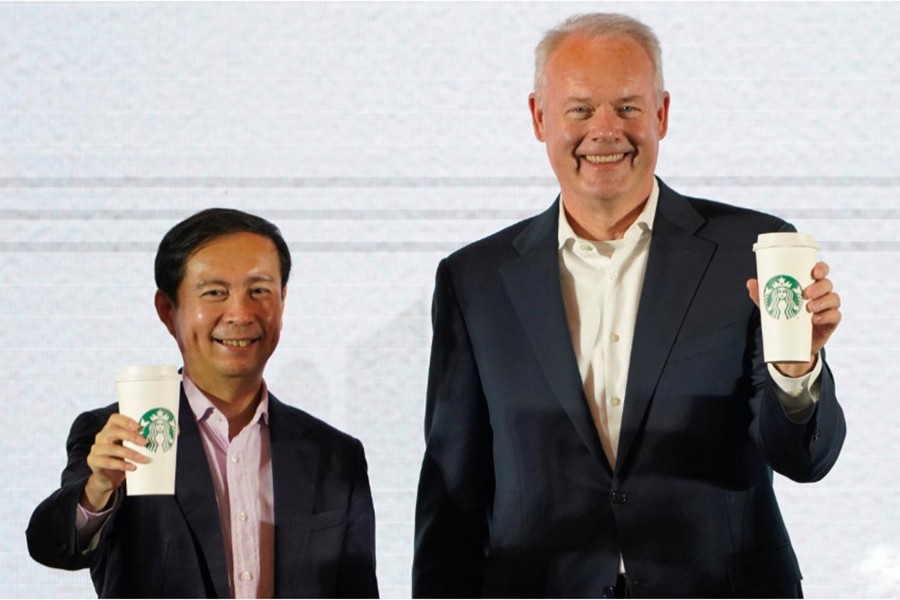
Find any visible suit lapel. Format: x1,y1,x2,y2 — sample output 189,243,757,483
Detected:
173,390,231,598
268,395,318,596
499,200,609,471
616,182,716,470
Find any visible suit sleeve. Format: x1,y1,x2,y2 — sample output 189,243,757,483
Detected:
743,218,846,482
413,259,495,598
335,438,379,598
750,317,846,483
27,407,118,570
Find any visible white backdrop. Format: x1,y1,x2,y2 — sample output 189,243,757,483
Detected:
2,2,898,598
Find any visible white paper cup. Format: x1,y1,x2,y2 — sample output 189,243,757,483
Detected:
753,233,819,363
115,365,182,495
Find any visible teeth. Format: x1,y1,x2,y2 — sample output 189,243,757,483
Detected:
585,153,625,164
220,339,250,347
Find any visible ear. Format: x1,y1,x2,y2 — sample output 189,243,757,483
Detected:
281,285,288,302
656,91,671,140
528,93,547,142
154,289,178,338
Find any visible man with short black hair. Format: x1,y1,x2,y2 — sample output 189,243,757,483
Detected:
28,208,379,598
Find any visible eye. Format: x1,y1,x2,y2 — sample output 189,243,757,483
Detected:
567,106,592,119
617,105,641,117
201,288,227,300
250,287,272,297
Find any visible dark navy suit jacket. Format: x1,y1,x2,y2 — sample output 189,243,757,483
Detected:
413,179,845,598
28,389,378,598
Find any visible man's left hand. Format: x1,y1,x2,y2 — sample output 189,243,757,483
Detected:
746,261,842,377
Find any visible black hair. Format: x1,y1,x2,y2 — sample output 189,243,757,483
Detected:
154,208,291,303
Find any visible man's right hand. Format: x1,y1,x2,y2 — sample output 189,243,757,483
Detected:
81,414,149,512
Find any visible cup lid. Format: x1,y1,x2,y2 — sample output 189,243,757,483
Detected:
753,232,819,251
116,365,182,383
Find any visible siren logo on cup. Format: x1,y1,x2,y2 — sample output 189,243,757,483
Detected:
139,408,177,453
763,275,805,321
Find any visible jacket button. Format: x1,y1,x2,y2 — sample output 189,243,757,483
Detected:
610,491,627,504
603,585,616,598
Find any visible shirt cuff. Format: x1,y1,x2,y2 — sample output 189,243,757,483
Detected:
75,490,117,553
767,352,823,422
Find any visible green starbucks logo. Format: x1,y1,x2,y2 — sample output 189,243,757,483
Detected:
763,275,804,320
139,408,177,453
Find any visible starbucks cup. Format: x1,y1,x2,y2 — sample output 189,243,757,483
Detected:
753,233,819,363
115,365,182,495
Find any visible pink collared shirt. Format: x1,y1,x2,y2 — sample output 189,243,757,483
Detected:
76,377,275,598
184,376,275,599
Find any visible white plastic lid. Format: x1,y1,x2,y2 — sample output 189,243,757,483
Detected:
115,365,182,383
753,232,819,252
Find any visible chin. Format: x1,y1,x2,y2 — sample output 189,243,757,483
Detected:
216,363,264,379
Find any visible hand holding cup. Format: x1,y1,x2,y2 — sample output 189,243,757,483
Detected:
747,239,842,377
81,413,150,512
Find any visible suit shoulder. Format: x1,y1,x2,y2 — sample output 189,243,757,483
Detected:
671,194,793,250
68,403,117,440
686,195,789,231
437,212,547,287
444,213,538,266
75,402,118,421
270,396,364,452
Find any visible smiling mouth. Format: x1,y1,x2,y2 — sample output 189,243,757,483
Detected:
215,338,257,348
583,153,626,164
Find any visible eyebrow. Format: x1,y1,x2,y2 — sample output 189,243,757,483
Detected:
565,95,647,104
194,274,278,288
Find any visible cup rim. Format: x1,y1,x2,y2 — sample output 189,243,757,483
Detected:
753,232,819,251
116,365,182,383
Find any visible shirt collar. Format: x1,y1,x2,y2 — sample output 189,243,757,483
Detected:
183,374,270,427
557,177,659,249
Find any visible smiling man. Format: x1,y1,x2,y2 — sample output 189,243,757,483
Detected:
413,13,846,598
28,209,378,598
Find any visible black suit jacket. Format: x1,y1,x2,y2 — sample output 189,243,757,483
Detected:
413,179,845,598
27,389,378,598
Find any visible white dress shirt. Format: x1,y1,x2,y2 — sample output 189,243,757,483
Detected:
557,178,822,469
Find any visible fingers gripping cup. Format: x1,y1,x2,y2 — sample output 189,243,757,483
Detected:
753,233,819,363
115,366,182,495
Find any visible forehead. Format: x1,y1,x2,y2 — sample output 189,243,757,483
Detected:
545,33,655,94
183,232,281,278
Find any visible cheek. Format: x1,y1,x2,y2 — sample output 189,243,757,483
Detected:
265,317,283,352
180,306,215,339
557,122,583,145
547,123,584,156
270,310,285,333
190,310,208,330
562,130,582,148
261,304,284,330
630,119,658,144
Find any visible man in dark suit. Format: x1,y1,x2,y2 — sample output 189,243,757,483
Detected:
413,13,845,598
28,208,378,598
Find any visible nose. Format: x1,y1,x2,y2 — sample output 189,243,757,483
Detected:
223,294,254,325
588,107,622,142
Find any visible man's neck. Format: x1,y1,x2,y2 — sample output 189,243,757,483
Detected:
563,196,648,242
189,375,264,440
